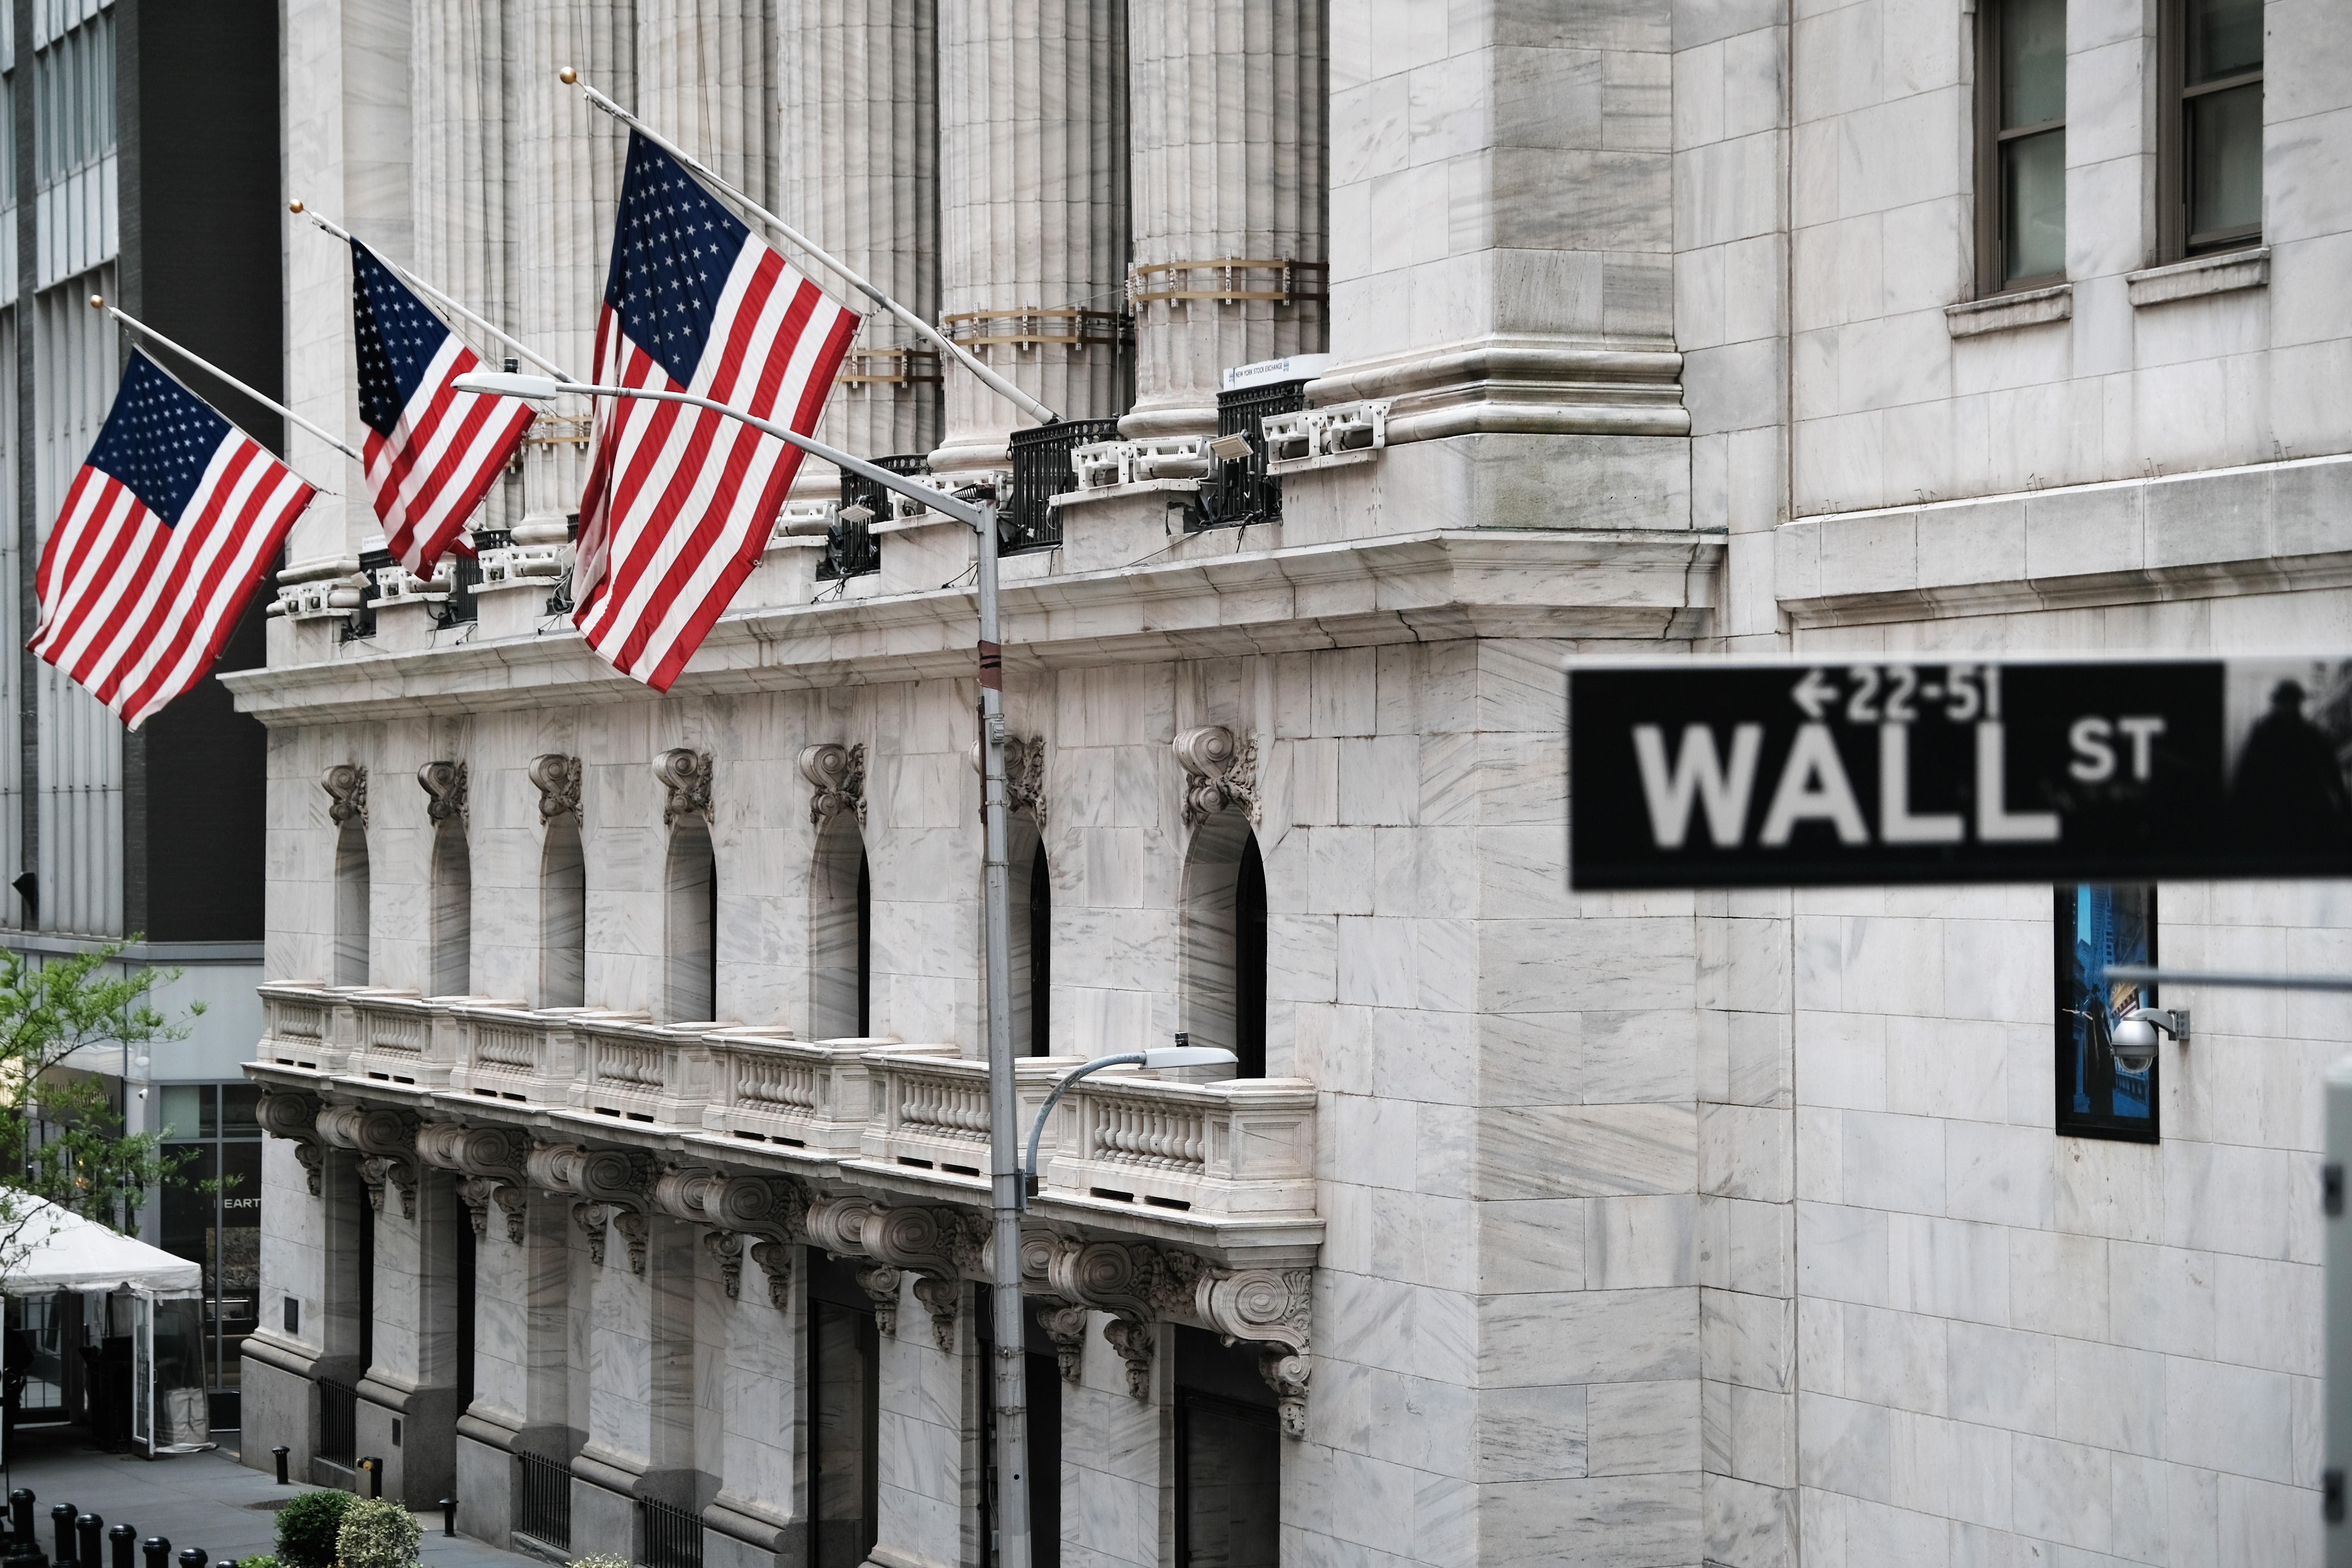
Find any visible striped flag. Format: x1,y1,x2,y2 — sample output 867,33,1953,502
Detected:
351,237,537,573
574,131,860,691
31,350,315,729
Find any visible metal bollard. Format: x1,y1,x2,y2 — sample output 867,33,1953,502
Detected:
74,1519,98,1568
173,1551,204,1568
357,1459,381,1501
107,1524,133,1568
51,1504,75,1567
138,1540,166,1568
271,1447,289,1487
437,1501,454,1539
9,1493,32,1543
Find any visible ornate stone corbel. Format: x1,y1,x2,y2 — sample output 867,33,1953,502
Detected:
1196,1269,1314,1439
418,1123,529,1243
322,764,368,828
860,1204,988,1350
804,1193,878,1257
650,1164,727,1225
1035,1302,1089,1384
911,1277,962,1351
854,1264,903,1335
612,1210,651,1276
358,1155,419,1219
457,1176,505,1240
528,1141,654,1208
492,1185,530,1245
748,1240,794,1311
572,1202,609,1267
529,753,582,821
256,1089,325,1197
966,735,1046,824
418,760,469,822
318,1104,417,1216
799,743,866,826
654,748,713,826
1045,1237,1174,1400
704,1231,745,1299
711,1174,810,1242
1174,726,1258,826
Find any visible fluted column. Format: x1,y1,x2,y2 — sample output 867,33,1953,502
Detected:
778,0,941,495
931,0,1130,475
637,0,777,207
514,2,634,533
1121,0,1326,438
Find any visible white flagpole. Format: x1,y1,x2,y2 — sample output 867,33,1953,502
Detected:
92,296,364,464
559,68,1062,429
288,201,583,385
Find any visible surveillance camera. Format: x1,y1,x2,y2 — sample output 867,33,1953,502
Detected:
2110,1015,2160,1074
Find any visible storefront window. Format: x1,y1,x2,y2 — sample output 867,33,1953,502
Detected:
158,1082,263,1429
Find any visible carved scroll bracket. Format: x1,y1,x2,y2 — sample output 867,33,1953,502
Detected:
966,735,1046,824
573,1203,610,1267
529,753,582,822
1174,726,1258,827
704,1231,746,1299
655,748,713,826
799,743,866,826
322,764,368,828
418,761,469,822
318,1104,418,1217
256,1089,325,1197
418,1121,529,1243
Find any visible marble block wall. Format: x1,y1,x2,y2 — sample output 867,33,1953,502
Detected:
1059,1311,1159,1568
360,1166,466,1505
704,1252,803,1568
872,1273,969,1567
241,1136,334,1476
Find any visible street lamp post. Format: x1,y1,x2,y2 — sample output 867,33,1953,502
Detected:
453,369,1035,1565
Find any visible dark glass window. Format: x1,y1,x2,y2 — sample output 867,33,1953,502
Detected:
1174,1327,1279,1568
855,850,872,1038
1235,837,1267,1079
2164,0,2263,256
1028,842,1051,1058
809,1257,879,1568
158,1083,264,1428
2055,886,2159,1141
1977,0,2067,289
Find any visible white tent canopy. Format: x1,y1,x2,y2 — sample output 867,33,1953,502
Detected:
0,1197,199,1297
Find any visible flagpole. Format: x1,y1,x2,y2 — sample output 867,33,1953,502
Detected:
559,69,1061,430
288,201,583,385
92,296,364,463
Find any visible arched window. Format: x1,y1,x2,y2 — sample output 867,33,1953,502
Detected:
1179,816,1266,1078
1006,830,1051,1057
429,818,471,996
333,821,370,986
810,815,869,1040
540,816,586,1008
665,820,717,1023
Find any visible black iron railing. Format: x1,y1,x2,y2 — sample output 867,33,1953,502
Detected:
514,1452,571,1549
316,1380,357,1465
1196,379,1309,533
340,549,393,642
640,1498,701,1568
438,540,487,626
821,453,925,581
1006,418,1121,553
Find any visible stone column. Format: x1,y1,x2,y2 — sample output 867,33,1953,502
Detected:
358,1167,464,1507
513,0,634,536
1305,0,1689,531
637,0,776,205
777,0,942,493
1121,0,1327,438
930,0,1130,474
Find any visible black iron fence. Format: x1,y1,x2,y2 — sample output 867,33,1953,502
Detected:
640,1498,701,1568
1197,378,1309,533
316,1380,357,1466
514,1452,571,1550
822,452,927,581
1005,418,1121,553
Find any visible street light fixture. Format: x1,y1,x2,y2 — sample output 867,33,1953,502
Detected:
1022,1041,1240,1206
454,366,1035,1563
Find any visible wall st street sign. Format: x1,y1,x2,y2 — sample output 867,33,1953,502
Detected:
1568,656,2352,889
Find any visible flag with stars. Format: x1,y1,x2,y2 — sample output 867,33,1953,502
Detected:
351,237,536,573
573,130,861,690
30,350,315,729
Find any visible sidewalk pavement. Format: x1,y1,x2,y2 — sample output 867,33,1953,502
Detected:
0,1429,546,1568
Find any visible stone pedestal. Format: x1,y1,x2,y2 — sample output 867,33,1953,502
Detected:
1122,0,1327,438
930,0,1130,474
778,0,943,498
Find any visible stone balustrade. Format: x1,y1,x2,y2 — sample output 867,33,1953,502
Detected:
251,985,1321,1226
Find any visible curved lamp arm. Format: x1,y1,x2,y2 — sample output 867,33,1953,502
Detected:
1021,1043,1240,1210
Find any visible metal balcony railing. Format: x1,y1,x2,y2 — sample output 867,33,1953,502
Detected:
1196,379,1310,533
1006,418,1121,552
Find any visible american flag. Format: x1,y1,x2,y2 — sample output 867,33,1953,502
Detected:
30,351,315,729
574,131,861,690
352,237,536,573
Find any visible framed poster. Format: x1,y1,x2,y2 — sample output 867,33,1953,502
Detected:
2055,884,2159,1141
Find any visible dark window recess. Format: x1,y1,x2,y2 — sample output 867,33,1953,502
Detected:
452,1180,476,1413
516,1452,571,1550
855,850,873,1038
1196,380,1308,533
341,546,394,642
1235,835,1268,1079
826,453,926,581
1029,841,1051,1058
1006,420,1122,553
1173,1326,1279,1568
2162,0,2264,257
810,1255,880,1568
317,1379,358,1467
2055,884,2159,1142
976,1287,1061,1568
283,1297,298,1336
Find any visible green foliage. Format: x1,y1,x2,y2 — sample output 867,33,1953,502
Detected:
0,941,204,1269
568,1556,633,1568
238,1555,283,1568
276,1489,357,1568
334,1498,421,1568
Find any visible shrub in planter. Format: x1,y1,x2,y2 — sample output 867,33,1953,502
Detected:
334,1498,421,1568
275,1492,355,1568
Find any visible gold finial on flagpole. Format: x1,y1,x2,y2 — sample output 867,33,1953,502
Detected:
559,67,577,84
88,294,103,310
289,199,305,214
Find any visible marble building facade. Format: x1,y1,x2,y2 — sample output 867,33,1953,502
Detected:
234,1,2350,1566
